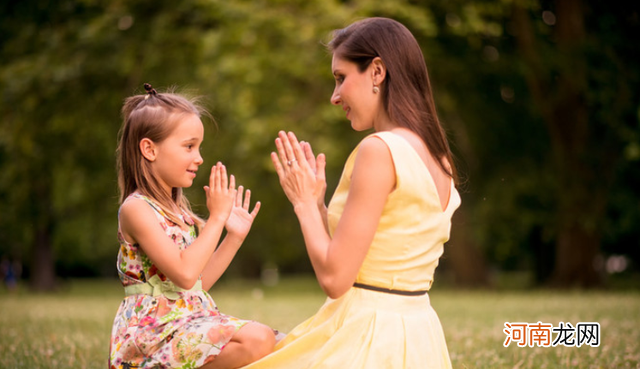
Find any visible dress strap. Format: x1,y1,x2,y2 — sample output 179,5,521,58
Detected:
353,282,428,296
124,274,202,300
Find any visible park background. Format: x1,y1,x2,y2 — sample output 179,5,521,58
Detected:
1,0,639,368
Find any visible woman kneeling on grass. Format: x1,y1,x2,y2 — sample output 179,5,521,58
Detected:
242,17,461,369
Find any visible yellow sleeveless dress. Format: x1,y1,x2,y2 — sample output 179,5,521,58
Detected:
243,131,460,369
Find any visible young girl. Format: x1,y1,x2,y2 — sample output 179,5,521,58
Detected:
109,84,278,369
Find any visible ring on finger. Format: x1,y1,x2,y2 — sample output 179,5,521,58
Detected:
287,159,297,166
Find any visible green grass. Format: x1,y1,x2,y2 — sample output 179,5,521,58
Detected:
1,278,639,369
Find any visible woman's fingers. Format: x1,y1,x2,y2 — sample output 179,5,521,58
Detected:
316,153,327,182
279,131,299,167
287,131,309,168
272,151,285,178
301,141,317,172
275,136,289,170
277,130,312,172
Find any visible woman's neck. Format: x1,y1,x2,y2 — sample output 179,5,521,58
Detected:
373,109,396,132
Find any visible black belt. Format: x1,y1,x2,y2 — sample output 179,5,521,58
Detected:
353,282,428,296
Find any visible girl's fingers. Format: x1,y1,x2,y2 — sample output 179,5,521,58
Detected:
228,174,235,192
220,164,228,190
236,186,244,207
243,189,251,210
212,164,220,190
250,201,261,217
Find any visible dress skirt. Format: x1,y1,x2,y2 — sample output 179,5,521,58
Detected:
242,287,452,369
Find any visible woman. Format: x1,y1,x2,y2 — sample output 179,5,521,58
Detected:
245,17,460,368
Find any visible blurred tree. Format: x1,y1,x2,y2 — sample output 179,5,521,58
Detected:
420,0,640,287
0,0,223,290
1,0,637,291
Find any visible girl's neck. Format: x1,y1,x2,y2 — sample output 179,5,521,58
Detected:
135,189,182,214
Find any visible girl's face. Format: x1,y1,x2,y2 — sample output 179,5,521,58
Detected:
330,55,381,131
150,114,204,195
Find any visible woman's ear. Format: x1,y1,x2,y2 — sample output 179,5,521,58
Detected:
371,57,387,86
140,138,157,162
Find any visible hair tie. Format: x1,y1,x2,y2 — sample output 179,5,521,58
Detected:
143,83,158,99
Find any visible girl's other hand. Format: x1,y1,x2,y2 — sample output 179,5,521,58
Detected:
225,185,261,241
204,162,236,223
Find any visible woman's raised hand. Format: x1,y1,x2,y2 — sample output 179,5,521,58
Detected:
300,140,327,210
272,131,326,208
204,162,237,223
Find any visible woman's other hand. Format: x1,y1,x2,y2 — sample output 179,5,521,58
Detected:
272,131,324,209
300,140,327,210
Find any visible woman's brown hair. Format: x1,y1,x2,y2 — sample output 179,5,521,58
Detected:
116,84,206,230
328,17,457,182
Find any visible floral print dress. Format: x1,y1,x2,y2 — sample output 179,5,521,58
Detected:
109,193,250,369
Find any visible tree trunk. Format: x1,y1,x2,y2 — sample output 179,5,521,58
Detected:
29,177,57,291
30,223,57,291
513,0,605,288
446,206,491,288
551,223,601,287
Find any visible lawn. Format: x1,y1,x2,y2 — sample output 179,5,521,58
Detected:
1,277,638,369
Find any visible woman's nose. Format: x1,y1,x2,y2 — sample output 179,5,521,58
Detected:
330,87,341,105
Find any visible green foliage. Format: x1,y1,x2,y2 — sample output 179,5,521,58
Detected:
1,0,639,285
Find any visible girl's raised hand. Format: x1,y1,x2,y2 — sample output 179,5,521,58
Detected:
204,162,237,223
225,186,261,240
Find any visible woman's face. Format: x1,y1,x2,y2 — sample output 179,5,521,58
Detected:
330,55,381,131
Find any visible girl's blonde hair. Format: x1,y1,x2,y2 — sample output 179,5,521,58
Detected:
116,83,206,230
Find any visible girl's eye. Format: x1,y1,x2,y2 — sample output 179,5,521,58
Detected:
187,144,193,149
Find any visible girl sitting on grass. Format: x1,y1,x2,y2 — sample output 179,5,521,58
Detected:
109,83,279,369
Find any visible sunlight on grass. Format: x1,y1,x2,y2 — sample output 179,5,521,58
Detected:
1,278,639,369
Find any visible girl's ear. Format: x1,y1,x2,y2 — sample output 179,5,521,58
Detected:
140,138,157,162
371,57,387,86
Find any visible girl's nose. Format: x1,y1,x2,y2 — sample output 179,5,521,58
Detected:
195,152,203,165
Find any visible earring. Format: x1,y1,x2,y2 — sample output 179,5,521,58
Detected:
373,85,380,94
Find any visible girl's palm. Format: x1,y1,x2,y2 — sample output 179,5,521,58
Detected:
225,186,260,238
